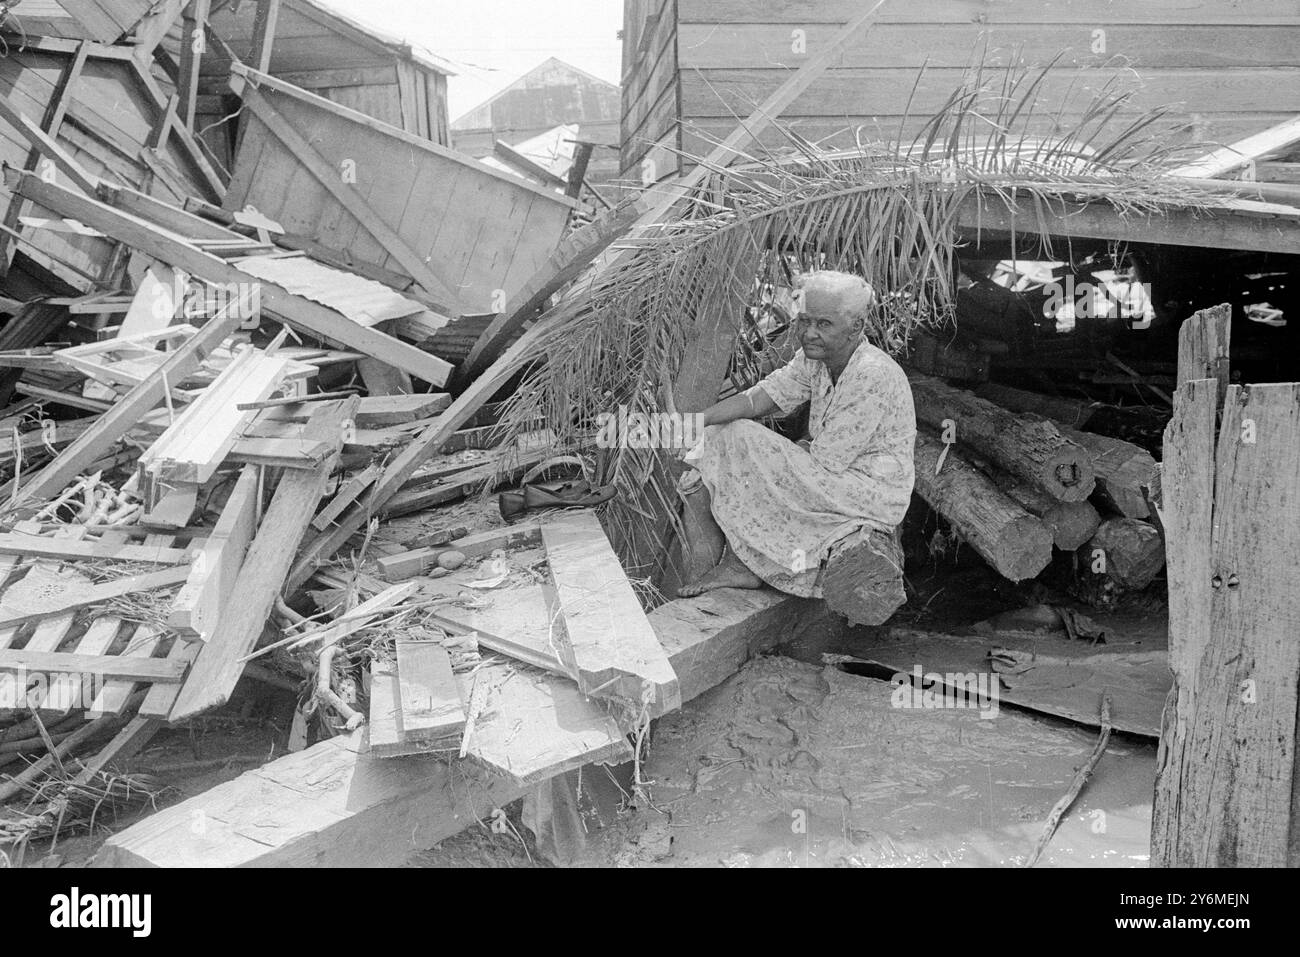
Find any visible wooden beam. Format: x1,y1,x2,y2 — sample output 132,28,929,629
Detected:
230,72,464,312
956,190,1300,256
542,511,680,716
167,398,357,721
250,0,282,74
0,650,185,684
566,142,593,200
177,1,211,131
492,139,568,189
9,172,454,387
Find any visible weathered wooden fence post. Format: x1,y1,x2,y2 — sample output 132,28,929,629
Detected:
1152,304,1300,866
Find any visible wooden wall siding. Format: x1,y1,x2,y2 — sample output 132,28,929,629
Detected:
223,77,576,316
0,49,206,288
2,0,155,43
620,0,679,180
622,0,1300,174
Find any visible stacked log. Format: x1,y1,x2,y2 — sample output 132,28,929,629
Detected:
987,470,1102,551
909,373,1096,502
913,431,1053,582
1082,517,1166,591
1056,426,1157,519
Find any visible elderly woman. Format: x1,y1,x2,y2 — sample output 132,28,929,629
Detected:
678,271,916,597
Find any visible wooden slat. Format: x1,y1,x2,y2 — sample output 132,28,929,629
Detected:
0,649,186,683
0,533,191,564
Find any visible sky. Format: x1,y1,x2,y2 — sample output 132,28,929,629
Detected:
316,0,624,122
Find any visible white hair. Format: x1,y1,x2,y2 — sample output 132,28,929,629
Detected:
796,271,876,325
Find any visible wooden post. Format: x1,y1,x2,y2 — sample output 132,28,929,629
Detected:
177,0,210,132
1152,378,1300,866
1176,302,1232,407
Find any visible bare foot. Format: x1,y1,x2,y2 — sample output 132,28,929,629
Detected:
678,550,763,597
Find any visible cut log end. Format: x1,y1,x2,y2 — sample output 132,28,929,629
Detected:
822,527,906,627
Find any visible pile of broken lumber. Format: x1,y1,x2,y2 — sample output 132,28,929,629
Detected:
908,371,1165,595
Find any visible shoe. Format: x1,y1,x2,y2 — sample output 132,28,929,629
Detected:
524,478,616,510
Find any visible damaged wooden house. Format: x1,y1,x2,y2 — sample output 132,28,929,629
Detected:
1,0,1299,869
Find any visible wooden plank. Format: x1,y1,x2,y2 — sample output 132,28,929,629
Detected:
227,436,333,469
366,658,413,757
167,397,357,721
1172,115,1300,178
0,533,191,564
1177,302,1233,406
0,565,190,628
0,649,186,683
542,511,680,716
8,171,454,387
168,465,259,641
395,639,464,745
230,72,463,312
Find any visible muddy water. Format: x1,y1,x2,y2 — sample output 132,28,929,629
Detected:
594,656,1155,867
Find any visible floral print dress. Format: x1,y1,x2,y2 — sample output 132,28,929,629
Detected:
688,339,916,596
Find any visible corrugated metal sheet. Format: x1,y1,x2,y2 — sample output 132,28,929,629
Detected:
235,254,447,331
